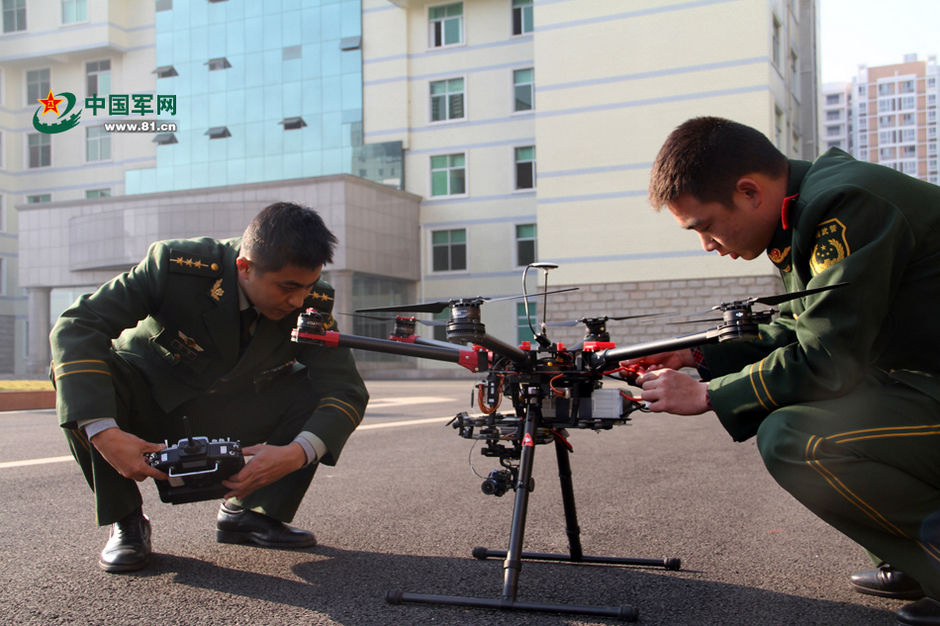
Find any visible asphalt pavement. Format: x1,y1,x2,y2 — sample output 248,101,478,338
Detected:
0,379,906,626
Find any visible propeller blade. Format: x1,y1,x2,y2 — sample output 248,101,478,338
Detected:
337,312,394,322
415,319,448,327
752,282,848,306
356,301,451,314
608,311,679,321
487,287,580,304
665,317,725,326
545,319,582,327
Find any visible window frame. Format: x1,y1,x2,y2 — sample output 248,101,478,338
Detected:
429,227,468,274
512,67,534,114
514,222,537,268
85,125,112,163
86,59,111,97
516,301,537,345
428,76,467,124
428,152,467,198
2,0,26,34
25,193,51,204
26,132,51,169
427,1,464,50
513,145,536,192
85,188,112,199
61,0,88,26
25,68,50,107
511,0,533,37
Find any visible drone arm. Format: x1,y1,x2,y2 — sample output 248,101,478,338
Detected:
293,330,487,372
475,334,529,367
593,329,719,369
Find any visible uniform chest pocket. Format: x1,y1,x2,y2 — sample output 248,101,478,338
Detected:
150,327,212,374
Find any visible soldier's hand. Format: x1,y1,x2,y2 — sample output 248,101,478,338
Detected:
90,428,168,482
636,368,710,415
222,442,307,500
620,348,695,375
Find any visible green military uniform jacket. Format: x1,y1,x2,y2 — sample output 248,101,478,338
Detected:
700,149,940,441
51,237,368,466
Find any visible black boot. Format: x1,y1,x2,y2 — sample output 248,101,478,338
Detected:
850,565,925,599
896,598,940,626
99,508,152,573
216,502,316,549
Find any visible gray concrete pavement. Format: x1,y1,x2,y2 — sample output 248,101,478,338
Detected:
0,380,904,625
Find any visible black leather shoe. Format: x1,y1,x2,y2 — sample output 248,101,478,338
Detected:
216,503,316,549
99,510,152,573
896,598,940,626
851,565,925,599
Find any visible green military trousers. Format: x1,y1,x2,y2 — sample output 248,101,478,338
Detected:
65,353,320,526
756,372,940,600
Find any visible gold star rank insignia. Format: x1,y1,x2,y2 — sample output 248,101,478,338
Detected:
810,218,850,276
210,278,224,301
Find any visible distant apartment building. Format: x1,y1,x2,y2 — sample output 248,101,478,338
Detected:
820,80,853,153
824,55,939,186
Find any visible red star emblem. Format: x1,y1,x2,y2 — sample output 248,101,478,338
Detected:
37,91,64,116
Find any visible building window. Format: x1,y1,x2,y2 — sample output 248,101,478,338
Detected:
879,99,896,113
929,77,937,89
513,68,534,112
514,146,535,190
826,125,841,137
930,94,938,106
279,117,307,130
431,228,467,272
26,69,50,105
62,0,86,23
825,110,840,121
903,161,918,175
430,77,465,122
827,141,842,149
880,147,895,160
930,159,938,170
86,60,110,97
515,224,537,266
825,94,840,105
26,194,50,203
774,106,784,149
428,2,462,48
155,0,172,11
930,143,937,155
860,149,868,160
771,16,780,68
900,80,915,94
154,65,178,78
879,131,896,144
859,85,867,96
517,302,536,344
878,115,894,126
206,57,232,71
789,50,798,91
205,126,231,139
86,188,111,198
930,110,937,122
85,126,110,161
430,153,466,196
902,145,917,158
27,133,50,168
859,132,868,146
901,96,915,110
878,83,893,96
902,128,916,143
512,0,533,36
3,0,25,32
900,113,915,126
0,257,4,295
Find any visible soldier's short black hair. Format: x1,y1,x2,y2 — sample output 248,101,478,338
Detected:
648,116,788,211
241,202,337,274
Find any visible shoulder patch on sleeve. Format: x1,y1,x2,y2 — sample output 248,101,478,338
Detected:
809,218,850,276
167,249,223,276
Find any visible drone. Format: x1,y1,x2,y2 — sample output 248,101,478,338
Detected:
292,265,846,622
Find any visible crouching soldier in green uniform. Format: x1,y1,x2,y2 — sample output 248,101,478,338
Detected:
52,202,369,573
624,117,940,626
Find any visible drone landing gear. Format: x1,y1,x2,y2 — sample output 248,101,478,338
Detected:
386,410,680,622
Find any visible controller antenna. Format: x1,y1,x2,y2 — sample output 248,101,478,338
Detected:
524,262,558,349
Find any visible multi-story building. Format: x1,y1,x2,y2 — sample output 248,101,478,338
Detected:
820,81,853,153
14,0,819,376
364,0,820,361
848,54,939,185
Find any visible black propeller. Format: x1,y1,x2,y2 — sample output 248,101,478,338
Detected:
356,288,579,315
545,311,677,327
338,312,447,327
